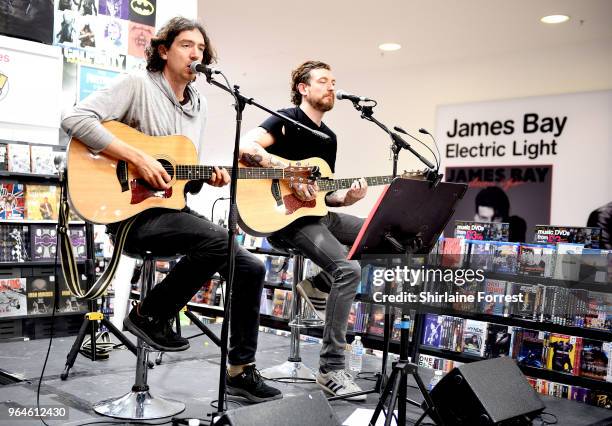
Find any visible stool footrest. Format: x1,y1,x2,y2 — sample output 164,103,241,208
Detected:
131,384,150,392
260,361,316,381
93,390,185,420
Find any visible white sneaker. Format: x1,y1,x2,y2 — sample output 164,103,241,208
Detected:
296,278,327,321
316,369,366,401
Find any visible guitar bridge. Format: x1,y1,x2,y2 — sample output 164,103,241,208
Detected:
271,179,283,206
116,160,129,192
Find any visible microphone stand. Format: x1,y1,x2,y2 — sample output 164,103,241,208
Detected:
353,102,441,186
188,70,328,423
347,100,445,425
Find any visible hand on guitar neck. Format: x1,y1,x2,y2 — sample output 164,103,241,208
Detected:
331,177,368,207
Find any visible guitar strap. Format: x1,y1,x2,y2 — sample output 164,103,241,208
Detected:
58,193,136,300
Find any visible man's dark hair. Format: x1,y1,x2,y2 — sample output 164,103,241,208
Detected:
290,60,331,106
474,186,510,219
146,17,216,72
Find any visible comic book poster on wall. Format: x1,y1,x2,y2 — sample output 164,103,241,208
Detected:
0,0,54,44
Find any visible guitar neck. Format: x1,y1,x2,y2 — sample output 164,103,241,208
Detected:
175,165,287,180
317,175,395,191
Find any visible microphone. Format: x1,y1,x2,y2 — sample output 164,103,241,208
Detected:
394,126,440,170
393,126,410,135
418,128,442,171
189,61,221,77
335,89,374,103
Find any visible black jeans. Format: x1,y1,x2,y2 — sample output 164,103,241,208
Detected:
114,207,265,366
272,212,364,371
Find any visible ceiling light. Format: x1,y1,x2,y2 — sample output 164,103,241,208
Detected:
540,15,570,24
378,43,401,52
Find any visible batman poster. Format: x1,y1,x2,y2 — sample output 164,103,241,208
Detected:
128,0,155,27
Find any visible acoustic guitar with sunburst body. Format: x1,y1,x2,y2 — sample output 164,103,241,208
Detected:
67,121,313,224
236,155,424,236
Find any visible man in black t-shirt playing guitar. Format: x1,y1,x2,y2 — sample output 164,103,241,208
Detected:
240,61,368,400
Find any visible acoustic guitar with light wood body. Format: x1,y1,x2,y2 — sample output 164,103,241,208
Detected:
67,121,313,224
236,155,423,236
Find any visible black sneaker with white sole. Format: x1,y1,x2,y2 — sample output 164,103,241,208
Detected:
123,307,189,352
226,365,283,403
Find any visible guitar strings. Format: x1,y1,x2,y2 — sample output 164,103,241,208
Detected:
161,165,300,173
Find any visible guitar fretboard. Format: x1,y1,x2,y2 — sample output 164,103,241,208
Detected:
317,175,395,191
175,165,288,180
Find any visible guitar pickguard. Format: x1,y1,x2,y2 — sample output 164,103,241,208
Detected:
130,179,172,204
282,193,315,214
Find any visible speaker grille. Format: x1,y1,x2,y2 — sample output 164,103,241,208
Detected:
431,357,545,424
220,391,340,426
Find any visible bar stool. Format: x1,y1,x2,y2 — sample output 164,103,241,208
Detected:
93,250,185,420
261,238,325,381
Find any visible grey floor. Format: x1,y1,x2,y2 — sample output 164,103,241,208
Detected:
0,323,611,426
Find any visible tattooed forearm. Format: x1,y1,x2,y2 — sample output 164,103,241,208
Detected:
269,156,288,168
239,127,288,168
240,152,264,166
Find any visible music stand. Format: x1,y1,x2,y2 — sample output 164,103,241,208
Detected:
348,177,467,426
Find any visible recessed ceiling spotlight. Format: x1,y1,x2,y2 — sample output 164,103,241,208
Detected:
378,43,401,52
540,14,570,24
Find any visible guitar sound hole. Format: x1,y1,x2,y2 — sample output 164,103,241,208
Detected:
158,159,174,179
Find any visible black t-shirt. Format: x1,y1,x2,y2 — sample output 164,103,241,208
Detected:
259,107,337,173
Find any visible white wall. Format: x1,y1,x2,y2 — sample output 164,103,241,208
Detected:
0,36,63,144
191,37,612,227
156,0,198,29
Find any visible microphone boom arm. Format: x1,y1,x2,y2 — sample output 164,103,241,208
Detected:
205,75,330,141
355,103,439,183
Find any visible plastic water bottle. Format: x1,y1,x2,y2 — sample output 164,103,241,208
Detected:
349,336,364,372
428,370,443,391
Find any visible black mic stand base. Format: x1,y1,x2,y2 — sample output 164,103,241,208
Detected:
61,310,145,380
370,360,444,426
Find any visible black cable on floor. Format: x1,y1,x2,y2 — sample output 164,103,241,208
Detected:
205,397,242,426
36,189,64,426
356,371,378,382
209,398,242,411
261,376,316,384
35,293,56,426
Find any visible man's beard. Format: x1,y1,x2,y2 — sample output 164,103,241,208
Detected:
309,95,334,112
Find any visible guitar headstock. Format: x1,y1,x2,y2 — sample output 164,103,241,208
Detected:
399,169,427,179
400,169,444,186
284,165,317,183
